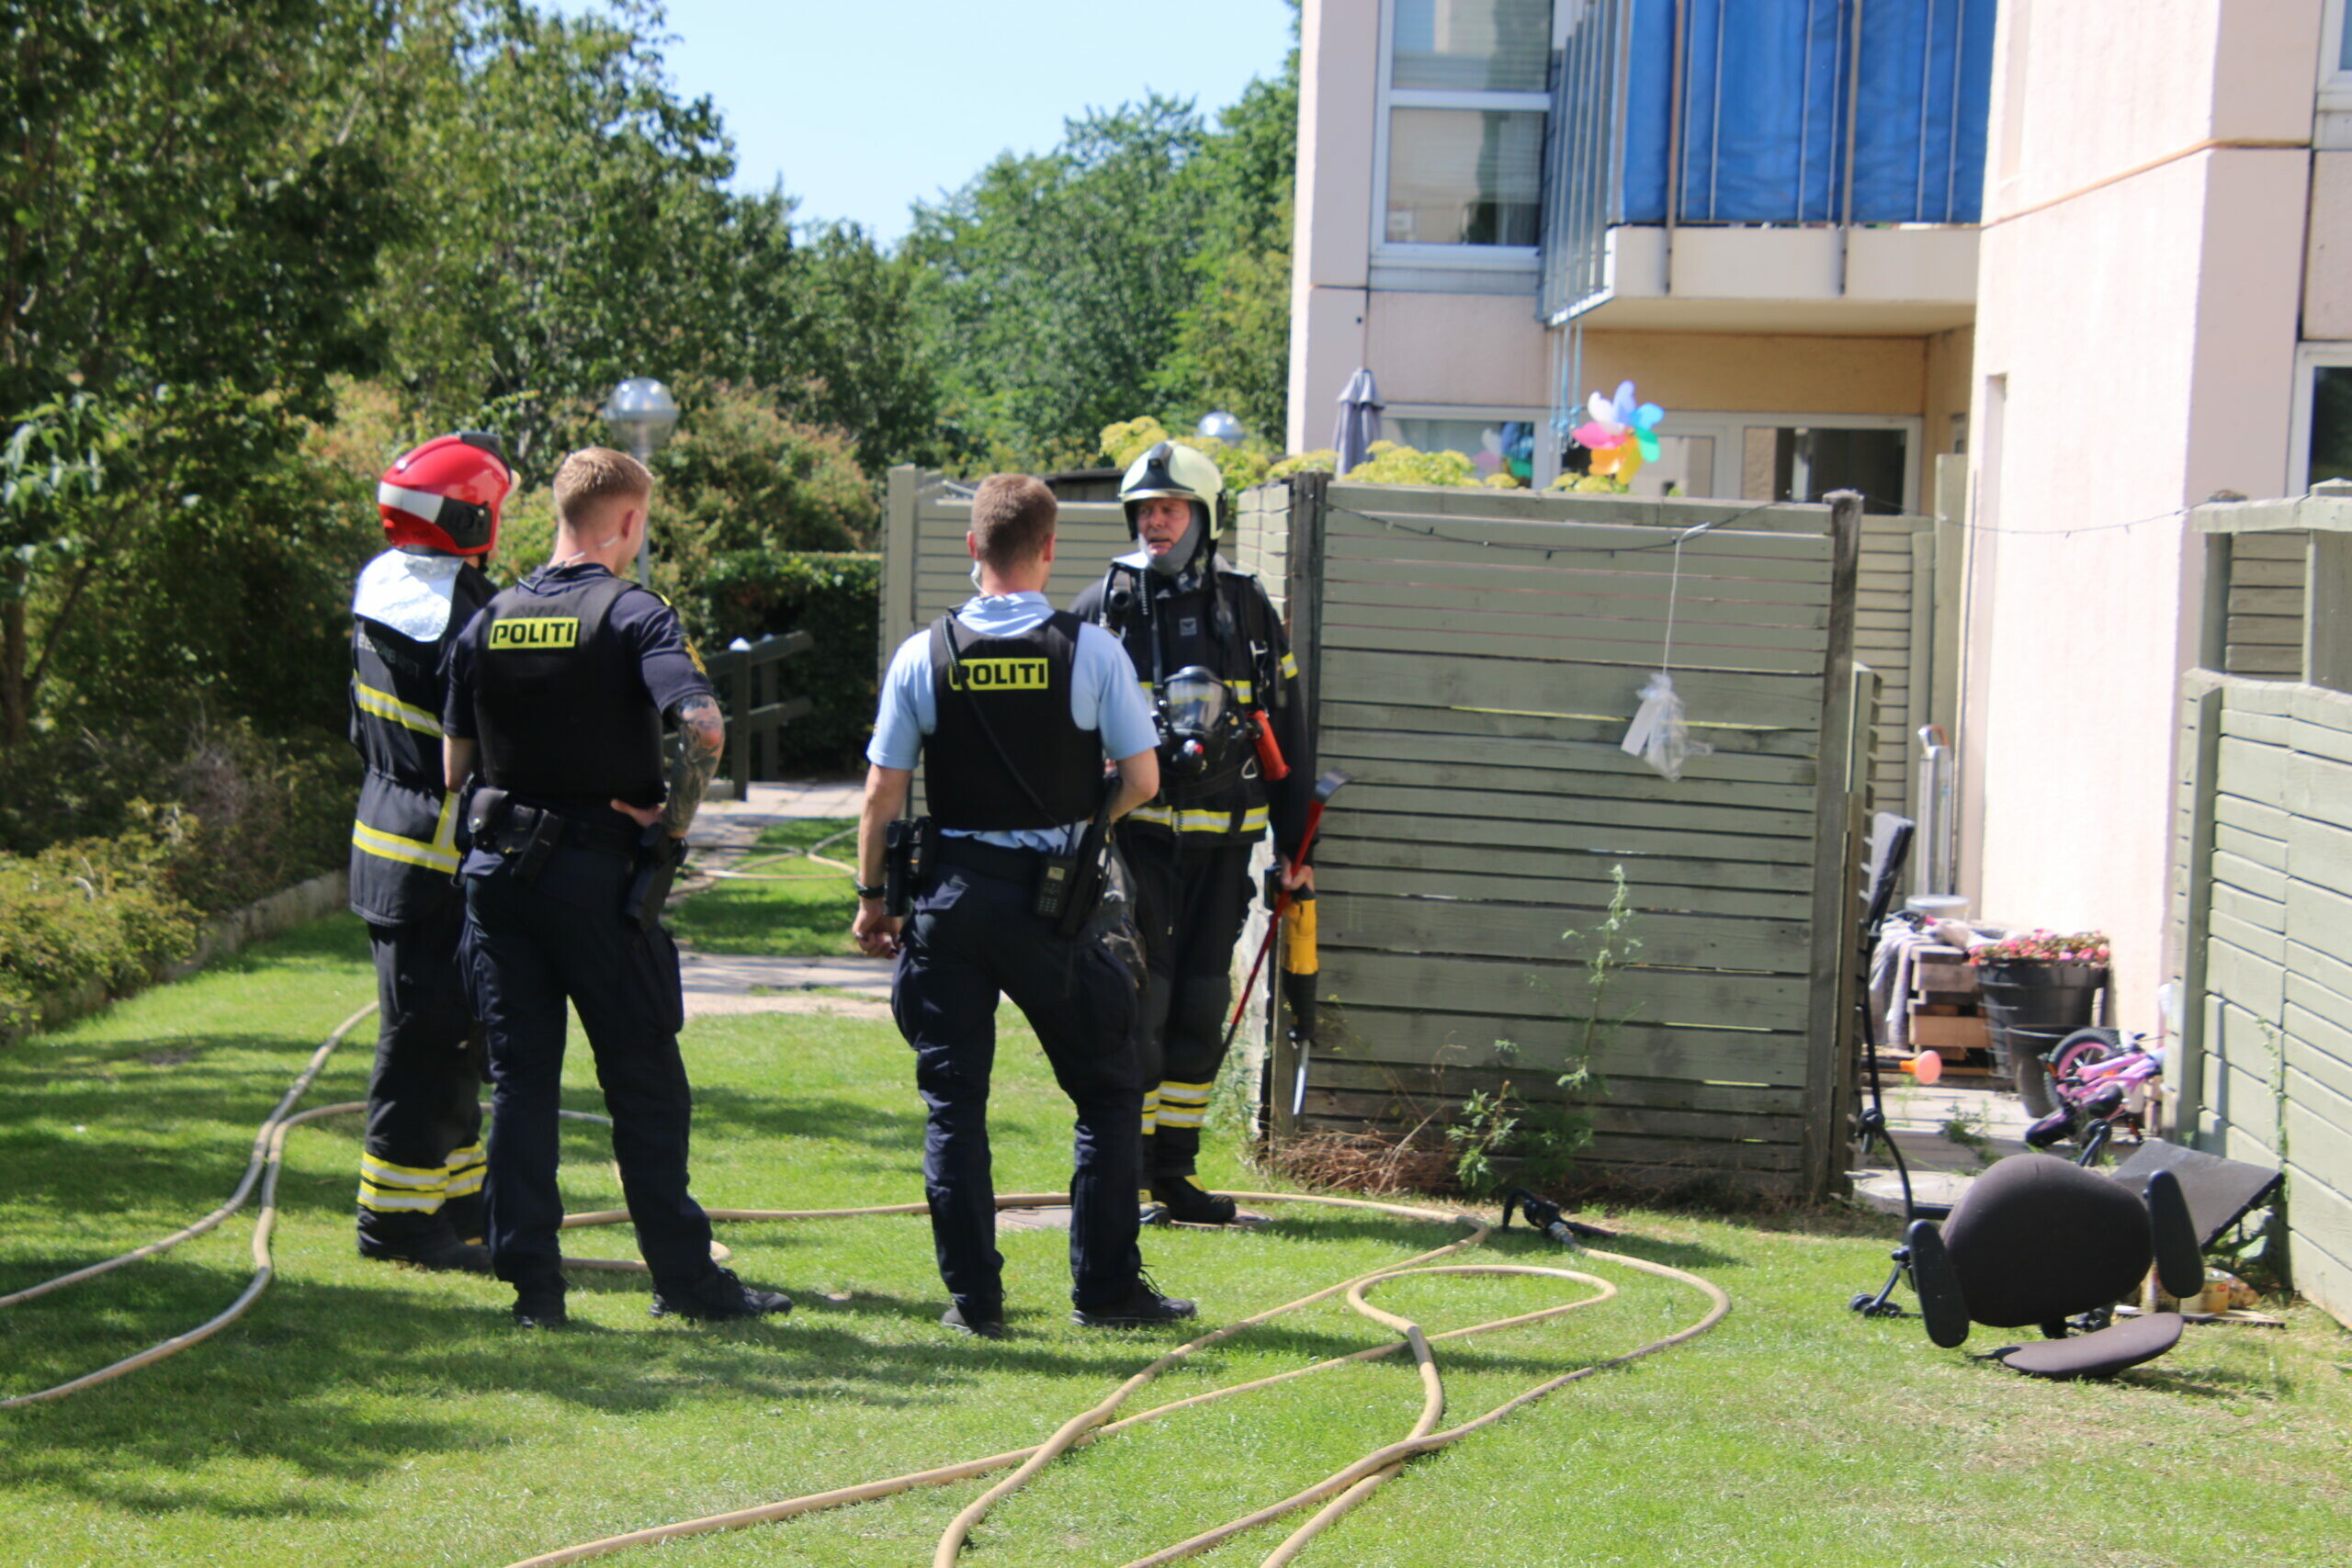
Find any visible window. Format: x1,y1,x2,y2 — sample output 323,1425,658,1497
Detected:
2324,0,2352,111
1548,409,1922,509
1391,412,1543,480
2291,346,2352,490
1740,426,1912,515
1385,109,1544,245
1377,0,1555,259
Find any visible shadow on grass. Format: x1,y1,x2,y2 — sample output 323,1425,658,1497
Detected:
691,1086,926,1151
0,1258,1211,1523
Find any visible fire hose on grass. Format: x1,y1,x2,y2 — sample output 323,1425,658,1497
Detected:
1,1001,1731,1568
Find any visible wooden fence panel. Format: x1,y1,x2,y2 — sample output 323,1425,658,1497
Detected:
874,473,1885,1201
2177,668,2352,1327
1275,483,1866,1199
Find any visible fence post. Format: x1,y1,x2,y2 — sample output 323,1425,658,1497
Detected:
1833,665,1883,1170
1802,491,1864,1200
2174,675,2224,1143
1288,470,1329,763
729,649,753,803
883,466,918,686
1265,471,1329,1146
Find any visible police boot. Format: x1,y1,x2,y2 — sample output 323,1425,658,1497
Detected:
650,1266,793,1322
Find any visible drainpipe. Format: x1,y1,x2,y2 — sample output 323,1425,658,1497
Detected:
1664,0,1687,277
1840,0,1865,294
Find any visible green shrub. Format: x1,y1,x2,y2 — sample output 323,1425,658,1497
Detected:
0,717,354,910
670,551,881,775
0,833,200,1036
150,719,356,913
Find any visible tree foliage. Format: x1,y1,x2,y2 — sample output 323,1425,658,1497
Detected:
908,97,1210,471
369,0,801,484
1159,49,1300,444
0,0,401,745
0,0,1303,776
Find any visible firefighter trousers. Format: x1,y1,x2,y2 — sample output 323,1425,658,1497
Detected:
1118,826,1258,1179
358,901,487,1250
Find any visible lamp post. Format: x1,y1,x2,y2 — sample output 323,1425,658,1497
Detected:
601,377,679,582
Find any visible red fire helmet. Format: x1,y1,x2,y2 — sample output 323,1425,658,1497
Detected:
377,432,512,557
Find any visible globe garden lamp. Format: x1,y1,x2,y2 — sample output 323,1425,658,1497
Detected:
1196,411,1246,445
602,377,680,581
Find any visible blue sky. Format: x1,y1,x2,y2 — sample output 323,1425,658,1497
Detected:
539,0,1299,243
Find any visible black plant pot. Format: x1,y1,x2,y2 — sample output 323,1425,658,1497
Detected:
1977,959,2107,1118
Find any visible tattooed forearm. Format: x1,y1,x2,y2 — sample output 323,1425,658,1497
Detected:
662,695,725,837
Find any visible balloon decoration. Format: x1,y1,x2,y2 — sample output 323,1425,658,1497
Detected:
1572,381,1665,481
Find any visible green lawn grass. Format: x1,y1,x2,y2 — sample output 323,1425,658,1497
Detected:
4,913,2351,1566
670,817,860,957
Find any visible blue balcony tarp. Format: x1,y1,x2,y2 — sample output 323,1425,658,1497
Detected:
1620,0,1995,227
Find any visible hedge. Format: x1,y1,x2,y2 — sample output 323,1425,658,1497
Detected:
0,721,356,1037
673,550,880,775
0,834,201,1036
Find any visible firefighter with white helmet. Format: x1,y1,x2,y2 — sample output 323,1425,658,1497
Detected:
347,432,511,1269
1070,442,1317,1224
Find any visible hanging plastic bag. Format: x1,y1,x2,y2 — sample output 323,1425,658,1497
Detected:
1621,671,1711,782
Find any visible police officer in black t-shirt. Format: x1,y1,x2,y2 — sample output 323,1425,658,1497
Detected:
1069,443,1315,1224
347,432,508,1271
854,474,1192,1337
442,446,788,1330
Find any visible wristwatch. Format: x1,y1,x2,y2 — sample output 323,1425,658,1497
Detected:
854,880,885,901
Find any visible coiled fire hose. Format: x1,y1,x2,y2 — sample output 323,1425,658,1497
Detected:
0,1004,1732,1567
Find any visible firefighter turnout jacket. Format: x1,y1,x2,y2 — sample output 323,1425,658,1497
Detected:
348,548,494,921
1070,553,1313,857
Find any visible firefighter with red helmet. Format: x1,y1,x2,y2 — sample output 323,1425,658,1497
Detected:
347,432,510,1270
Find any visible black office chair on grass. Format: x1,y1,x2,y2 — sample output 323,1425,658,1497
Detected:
1903,1152,2206,1378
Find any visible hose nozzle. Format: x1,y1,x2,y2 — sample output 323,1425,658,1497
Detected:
1502,1187,1615,1248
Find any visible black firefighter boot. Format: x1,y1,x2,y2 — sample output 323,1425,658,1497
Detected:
1148,1123,1238,1225
357,1207,492,1273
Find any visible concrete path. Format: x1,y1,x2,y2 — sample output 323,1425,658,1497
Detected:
673,780,892,1021
1849,1067,2035,1214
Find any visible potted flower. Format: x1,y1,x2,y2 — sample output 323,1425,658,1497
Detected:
1969,931,2111,1115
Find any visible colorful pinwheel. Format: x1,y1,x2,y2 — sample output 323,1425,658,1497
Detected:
1571,381,1665,480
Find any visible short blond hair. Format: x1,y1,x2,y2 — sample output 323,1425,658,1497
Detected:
552,446,652,529
969,474,1057,570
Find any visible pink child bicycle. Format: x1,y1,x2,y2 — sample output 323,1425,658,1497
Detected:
2023,1027,2162,1165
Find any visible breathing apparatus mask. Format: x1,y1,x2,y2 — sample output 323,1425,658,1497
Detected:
1156,665,1245,782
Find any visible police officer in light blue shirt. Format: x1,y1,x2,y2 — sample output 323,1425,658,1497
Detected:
854,474,1195,1338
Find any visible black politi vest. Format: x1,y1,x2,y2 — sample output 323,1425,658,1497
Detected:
923,611,1099,831
348,558,492,924
471,571,663,807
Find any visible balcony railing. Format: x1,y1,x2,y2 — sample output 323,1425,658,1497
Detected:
1539,0,1996,321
